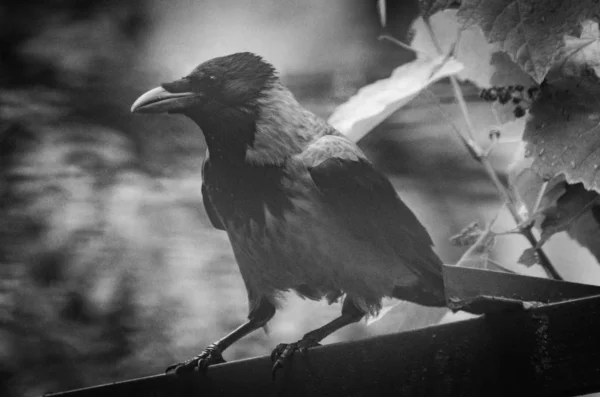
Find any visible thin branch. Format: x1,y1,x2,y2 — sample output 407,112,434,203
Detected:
531,181,549,215
421,89,483,159
491,104,503,125
422,18,562,280
423,22,477,143
377,0,386,27
495,137,523,145
378,35,430,58
483,129,500,157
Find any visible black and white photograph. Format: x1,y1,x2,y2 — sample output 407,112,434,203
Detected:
2,1,600,396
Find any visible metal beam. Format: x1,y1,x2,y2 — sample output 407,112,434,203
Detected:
44,291,600,397
442,265,600,313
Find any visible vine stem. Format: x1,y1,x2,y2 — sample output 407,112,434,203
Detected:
378,35,431,58
422,18,562,280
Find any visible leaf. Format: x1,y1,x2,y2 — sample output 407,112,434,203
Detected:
489,117,527,149
411,10,534,89
489,52,538,123
553,20,600,78
538,183,599,245
455,226,499,270
564,202,600,263
510,146,600,263
518,247,539,267
450,221,485,246
508,144,567,220
452,217,515,273
327,56,463,142
523,74,600,192
457,0,599,83
419,0,460,18
489,51,537,88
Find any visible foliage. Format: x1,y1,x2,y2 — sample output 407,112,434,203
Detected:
457,0,599,83
369,0,600,273
328,56,463,140
523,75,600,191
418,0,460,18
556,20,600,78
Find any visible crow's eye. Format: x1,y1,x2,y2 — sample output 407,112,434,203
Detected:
188,73,219,91
202,74,218,86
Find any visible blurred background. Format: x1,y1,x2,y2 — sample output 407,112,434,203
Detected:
2,1,600,395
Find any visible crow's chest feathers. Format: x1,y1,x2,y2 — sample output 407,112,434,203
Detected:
203,159,294,228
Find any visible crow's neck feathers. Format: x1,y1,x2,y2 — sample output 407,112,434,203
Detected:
198,81,327,228
246,82,329,166
188,80,329,167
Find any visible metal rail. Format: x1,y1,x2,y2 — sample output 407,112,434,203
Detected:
44,266,600,397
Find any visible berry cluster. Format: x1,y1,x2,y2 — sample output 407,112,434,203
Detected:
480,85,540,118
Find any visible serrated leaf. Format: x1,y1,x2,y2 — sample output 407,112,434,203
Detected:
523,75,600,192
412,11,534,89
458,0,598,83
518,247,539,267
328,56,463,142
419,0,459,18
554,20,600,78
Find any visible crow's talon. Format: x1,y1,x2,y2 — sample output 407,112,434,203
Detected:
166,343,225,374
270,339,321,380
271,361,283,380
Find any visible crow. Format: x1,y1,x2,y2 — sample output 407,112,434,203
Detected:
131,52,446,376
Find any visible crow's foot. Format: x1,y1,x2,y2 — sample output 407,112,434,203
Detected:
166,343,226,374
270,338,321,379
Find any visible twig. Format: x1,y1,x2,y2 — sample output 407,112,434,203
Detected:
378,35,431,58
422,18,562,280
421,89,483,160
531,181,549,215
484,129,500,157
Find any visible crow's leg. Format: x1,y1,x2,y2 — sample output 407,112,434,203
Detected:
271,298,364,379
167,297,276,374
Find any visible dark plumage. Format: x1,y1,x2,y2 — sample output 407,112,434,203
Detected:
202,160,294,229
131,52,446,376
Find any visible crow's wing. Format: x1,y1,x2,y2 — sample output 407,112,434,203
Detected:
201,183,226,230
301,134,443,290
201,157,226,231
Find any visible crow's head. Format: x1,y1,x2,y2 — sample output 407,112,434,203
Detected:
132,52,321,165
131,52,277,116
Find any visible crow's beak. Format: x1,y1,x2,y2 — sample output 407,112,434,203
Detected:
131,86,200,114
